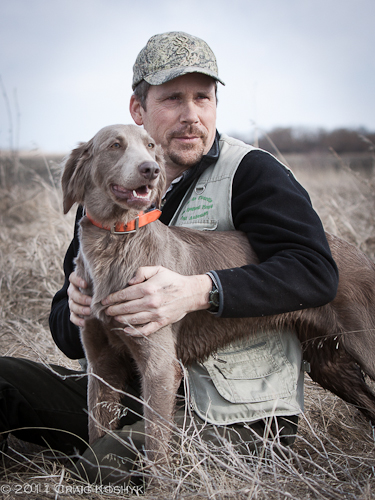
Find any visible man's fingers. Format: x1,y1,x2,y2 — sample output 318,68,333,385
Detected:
67,272,92,308
122,321,162,337
68,285,92,307
70,311,86,328
113,309,155,326
69,271,88,289
105,291,162,317
68,297,91,316
102,286,145,307
128,266,161,285
102,267,162,306
67,272,92,327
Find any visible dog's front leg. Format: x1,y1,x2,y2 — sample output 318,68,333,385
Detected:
82,319,131,444
130,326,182,464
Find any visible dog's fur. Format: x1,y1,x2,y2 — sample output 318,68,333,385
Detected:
62,124,375,460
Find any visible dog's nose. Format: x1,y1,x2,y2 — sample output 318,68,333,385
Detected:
138,162,160,181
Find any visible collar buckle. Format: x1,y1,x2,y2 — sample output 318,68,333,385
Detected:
110,216,140,234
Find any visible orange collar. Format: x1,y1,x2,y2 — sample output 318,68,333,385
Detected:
85,208,162,234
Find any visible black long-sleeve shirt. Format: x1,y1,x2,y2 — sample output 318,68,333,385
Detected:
49,133,339,359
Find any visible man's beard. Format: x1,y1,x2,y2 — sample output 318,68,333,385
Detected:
165,126,208,168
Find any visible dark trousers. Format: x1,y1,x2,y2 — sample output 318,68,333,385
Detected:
0,357,142,455
0,357,298,457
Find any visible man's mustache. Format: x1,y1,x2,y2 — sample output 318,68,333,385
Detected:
168,126,207,140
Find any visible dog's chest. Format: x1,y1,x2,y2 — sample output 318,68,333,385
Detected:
80,226,130,280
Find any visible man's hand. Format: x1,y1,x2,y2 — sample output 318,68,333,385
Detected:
67,272,92,327
102,266,212,337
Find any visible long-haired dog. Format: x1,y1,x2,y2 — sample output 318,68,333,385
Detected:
62,124,375,463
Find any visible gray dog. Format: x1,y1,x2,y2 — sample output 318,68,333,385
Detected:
62,124,375,463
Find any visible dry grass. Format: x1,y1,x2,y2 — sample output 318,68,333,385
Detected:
0,150,375,499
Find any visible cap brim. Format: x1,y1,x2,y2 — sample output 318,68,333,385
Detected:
141,66,225,87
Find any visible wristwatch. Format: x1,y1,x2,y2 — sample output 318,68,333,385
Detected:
207,274,220,313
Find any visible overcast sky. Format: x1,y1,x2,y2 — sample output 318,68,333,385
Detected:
1,0,374,152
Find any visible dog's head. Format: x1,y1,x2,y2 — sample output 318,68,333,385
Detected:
61,124,166,222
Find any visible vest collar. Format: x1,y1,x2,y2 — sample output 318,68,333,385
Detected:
85,208,162,234
159,131,220,225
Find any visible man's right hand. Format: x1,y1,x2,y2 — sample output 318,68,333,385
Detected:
67,272,92,327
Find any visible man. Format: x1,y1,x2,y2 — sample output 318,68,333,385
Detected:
0,32,338,484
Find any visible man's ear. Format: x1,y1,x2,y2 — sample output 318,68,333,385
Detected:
129,95,144,126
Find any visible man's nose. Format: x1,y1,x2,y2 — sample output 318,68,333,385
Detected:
180,100,199,124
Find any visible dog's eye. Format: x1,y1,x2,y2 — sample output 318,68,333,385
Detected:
147,143,155,149
111,142,121,149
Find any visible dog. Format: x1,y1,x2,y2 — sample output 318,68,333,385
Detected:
62,124,375,462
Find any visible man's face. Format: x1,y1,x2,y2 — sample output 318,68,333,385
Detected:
130,73,217,178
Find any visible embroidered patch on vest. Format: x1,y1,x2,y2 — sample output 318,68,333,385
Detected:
178,193,215,222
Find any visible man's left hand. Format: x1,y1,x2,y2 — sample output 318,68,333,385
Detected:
102,266,212,337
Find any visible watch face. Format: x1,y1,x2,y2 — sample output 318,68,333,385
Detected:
211,289,220,307
209,288,220,310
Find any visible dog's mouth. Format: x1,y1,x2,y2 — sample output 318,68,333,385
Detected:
110,184,152,207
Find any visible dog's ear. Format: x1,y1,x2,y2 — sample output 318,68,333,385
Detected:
61,139,93,214
153,144,167,209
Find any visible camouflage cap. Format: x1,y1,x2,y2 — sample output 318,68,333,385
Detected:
132,32,225,90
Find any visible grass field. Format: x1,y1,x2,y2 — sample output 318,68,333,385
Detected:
0,149,375,499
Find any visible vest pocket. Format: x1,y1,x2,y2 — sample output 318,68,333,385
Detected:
202,333,296,404
213,349,279,380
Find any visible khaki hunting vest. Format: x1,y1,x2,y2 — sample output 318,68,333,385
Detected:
170,134,304,425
